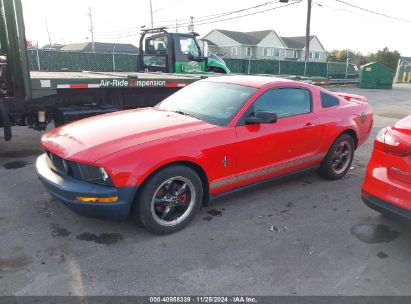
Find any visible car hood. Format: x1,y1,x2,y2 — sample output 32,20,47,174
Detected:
42,108,215,162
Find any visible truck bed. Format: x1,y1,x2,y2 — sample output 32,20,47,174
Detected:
30,71,209,99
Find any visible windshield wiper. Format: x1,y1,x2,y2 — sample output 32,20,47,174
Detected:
173,110,198,119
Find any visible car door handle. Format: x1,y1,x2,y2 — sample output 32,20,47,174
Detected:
304,122,317,129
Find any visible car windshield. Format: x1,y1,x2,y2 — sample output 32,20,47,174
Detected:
157,81,256,126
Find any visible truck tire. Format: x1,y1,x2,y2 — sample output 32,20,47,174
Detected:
0,101,12,141
319,134,355,180
133,165,203,234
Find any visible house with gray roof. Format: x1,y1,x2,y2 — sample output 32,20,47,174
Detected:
202,29,327,62
281,35,327,61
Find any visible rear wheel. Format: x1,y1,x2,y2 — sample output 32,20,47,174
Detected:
133,165,203,234
319,134,355,180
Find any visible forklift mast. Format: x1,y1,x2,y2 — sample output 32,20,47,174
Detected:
0,0,31,100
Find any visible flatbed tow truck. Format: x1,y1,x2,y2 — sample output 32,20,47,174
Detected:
0,0,229,141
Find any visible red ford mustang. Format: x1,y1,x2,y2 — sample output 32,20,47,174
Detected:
36,76,373,234
362,115,411,219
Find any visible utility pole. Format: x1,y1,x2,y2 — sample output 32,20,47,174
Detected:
188,16,194,32
150,0,154,28
175,19,179,32
88,7,95,52
304,0,312,61
345,49,349,79
279,0,311,61
45,19,52,47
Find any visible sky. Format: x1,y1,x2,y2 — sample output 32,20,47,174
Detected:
21,0,411,55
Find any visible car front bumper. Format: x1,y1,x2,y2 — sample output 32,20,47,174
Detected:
36,153,137,220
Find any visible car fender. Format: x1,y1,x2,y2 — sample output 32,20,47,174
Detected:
332,118,359,148
97,143,207,188
96,125,238,188
130,154,208,187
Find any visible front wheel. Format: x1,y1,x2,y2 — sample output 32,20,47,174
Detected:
133,165,203,234
319,134,355,180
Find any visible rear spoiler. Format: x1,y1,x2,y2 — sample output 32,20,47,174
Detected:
334,92,368,103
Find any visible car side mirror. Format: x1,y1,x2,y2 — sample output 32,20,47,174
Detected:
246,111,277,124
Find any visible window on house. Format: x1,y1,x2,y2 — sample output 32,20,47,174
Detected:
293,50,302,59
231,47,239,56
263,48,280,57
310,51,320,59
246,47,253,57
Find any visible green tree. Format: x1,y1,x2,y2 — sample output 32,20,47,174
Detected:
352,52,369,67
327,49,349,62
327,49,369,66
369,47,401,71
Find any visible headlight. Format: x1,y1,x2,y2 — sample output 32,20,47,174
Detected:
75,163,114,186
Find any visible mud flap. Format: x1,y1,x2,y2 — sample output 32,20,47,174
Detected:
0,101,12,141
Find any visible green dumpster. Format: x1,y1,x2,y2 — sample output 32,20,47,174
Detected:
359,62,394,89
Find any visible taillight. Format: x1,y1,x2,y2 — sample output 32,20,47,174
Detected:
375,128,411,156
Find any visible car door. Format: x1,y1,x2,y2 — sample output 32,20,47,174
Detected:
234,86,322,187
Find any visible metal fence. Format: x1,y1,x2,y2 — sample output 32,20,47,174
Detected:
224,59,358,79
28,49,138,72
395,58,411,83
27,49,358,79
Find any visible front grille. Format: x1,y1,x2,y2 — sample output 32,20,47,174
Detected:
46,151,72,177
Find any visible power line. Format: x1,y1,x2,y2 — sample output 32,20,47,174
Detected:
146,0,282,28
96,0,280,36
180,1,302,27
152,0,187,13
334,0,411,23
95,0,302,39
143,0,298,29
314,1,396,23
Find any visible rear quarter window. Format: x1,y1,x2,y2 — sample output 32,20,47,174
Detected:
321,92,340,108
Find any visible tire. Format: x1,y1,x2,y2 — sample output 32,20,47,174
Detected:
133,165,203,235
319,134,355,180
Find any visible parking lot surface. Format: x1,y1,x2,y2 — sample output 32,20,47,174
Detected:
1,84,411,296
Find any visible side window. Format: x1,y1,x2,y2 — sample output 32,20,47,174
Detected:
320,92,340,108
252,88,311,118
146,37,167,54
179,38,199,57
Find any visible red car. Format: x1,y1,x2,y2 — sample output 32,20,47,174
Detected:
362,115,411,218
36,76,373,234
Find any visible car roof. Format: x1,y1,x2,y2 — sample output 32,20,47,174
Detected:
204,75,295,88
